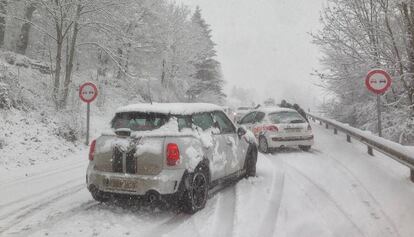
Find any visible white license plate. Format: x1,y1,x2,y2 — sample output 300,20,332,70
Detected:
109,179,137,190
286,129,301,133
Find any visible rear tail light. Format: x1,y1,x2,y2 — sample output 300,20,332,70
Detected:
265,125,279,132
307,124,312,131
89,139,96,161
167,143,180,166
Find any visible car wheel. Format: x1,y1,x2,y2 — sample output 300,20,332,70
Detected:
182,166,209,214
259,136,269,153
90,186,110,203
245,145,258,178
299,145,311,151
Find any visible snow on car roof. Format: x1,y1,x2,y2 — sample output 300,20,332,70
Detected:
116,103,223,115
256,107,297,114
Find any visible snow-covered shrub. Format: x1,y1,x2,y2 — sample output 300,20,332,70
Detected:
54,110,82,142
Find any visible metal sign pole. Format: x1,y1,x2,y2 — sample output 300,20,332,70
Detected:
377,94,382,137
86,102,90,145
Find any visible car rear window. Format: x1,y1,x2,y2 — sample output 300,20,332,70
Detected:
111,112,169,131
268,111,306,124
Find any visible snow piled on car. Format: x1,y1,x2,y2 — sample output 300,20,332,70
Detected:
116,103,223,115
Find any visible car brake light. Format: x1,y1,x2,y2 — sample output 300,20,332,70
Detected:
89,139,96,161
265,125,279,132
167,143,180,166
307,124,312,131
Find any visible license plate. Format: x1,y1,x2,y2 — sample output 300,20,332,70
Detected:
286,128,301,133
109,179,137,190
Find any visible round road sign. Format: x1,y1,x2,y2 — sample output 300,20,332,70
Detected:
365,69,392,95
79,82,98,103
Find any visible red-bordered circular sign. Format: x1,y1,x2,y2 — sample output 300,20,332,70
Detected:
365,69,392,95
79,82,98,103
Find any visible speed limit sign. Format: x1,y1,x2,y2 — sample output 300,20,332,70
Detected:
79,82,98,103
79,82,98,145
365,69,392,137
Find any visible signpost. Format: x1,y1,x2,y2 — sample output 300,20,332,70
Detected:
79,82,98,145
365,69,392,137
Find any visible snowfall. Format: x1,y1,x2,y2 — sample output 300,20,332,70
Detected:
1,114,414,237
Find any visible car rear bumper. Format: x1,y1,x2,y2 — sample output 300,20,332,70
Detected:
86,165,186,196
267,135,314,148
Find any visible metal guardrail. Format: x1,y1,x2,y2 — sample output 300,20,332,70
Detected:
307,113,414,182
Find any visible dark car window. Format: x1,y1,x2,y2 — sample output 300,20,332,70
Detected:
192,112,214,130
255,112,266,123
111,112,169,131
176,116,192,131
268,111,306,124
240,112,256,124
213,111,236,134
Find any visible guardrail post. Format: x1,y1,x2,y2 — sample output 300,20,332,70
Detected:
325,123,329,129
334,128,338,135
347,134,351,143
411,170,414,183
367,146,374,156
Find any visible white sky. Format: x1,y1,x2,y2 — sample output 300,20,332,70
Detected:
176,0,326,110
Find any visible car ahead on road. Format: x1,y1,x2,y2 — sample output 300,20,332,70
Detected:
238,107,314,153
233,106,252,123
86,103,258,214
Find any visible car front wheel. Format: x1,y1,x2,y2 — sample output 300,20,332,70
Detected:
90,186,110,203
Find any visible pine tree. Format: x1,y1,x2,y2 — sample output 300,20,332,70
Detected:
187,6,225,103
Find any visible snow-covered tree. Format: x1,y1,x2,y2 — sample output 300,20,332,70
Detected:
313,0,414,144
187,7,225,104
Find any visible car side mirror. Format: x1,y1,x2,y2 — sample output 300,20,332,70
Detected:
237,127,247,138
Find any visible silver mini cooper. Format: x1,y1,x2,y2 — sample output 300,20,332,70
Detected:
86,103,257,213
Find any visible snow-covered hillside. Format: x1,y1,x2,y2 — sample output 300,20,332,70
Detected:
0,52,136,170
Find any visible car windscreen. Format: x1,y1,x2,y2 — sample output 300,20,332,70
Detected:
111,112,169,131
268,111,306,124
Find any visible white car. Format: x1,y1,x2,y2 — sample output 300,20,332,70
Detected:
86,103,258,213
238,108,314,153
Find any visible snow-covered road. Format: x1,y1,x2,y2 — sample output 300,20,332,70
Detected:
1,122,414,237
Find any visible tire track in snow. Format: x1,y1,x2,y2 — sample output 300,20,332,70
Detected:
0,163,84,188
210,186,237,237
142,185,238,237
0,176,82,211
312,149,401,237
255,154,286,237
6,201,99,237
0,183,85,235
310,123,401,237
141,212,199,237
282,161,366,237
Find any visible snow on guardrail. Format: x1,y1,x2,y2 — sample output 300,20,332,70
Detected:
307,113,414,182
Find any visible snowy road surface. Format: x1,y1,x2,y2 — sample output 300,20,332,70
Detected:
1,122,414,237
